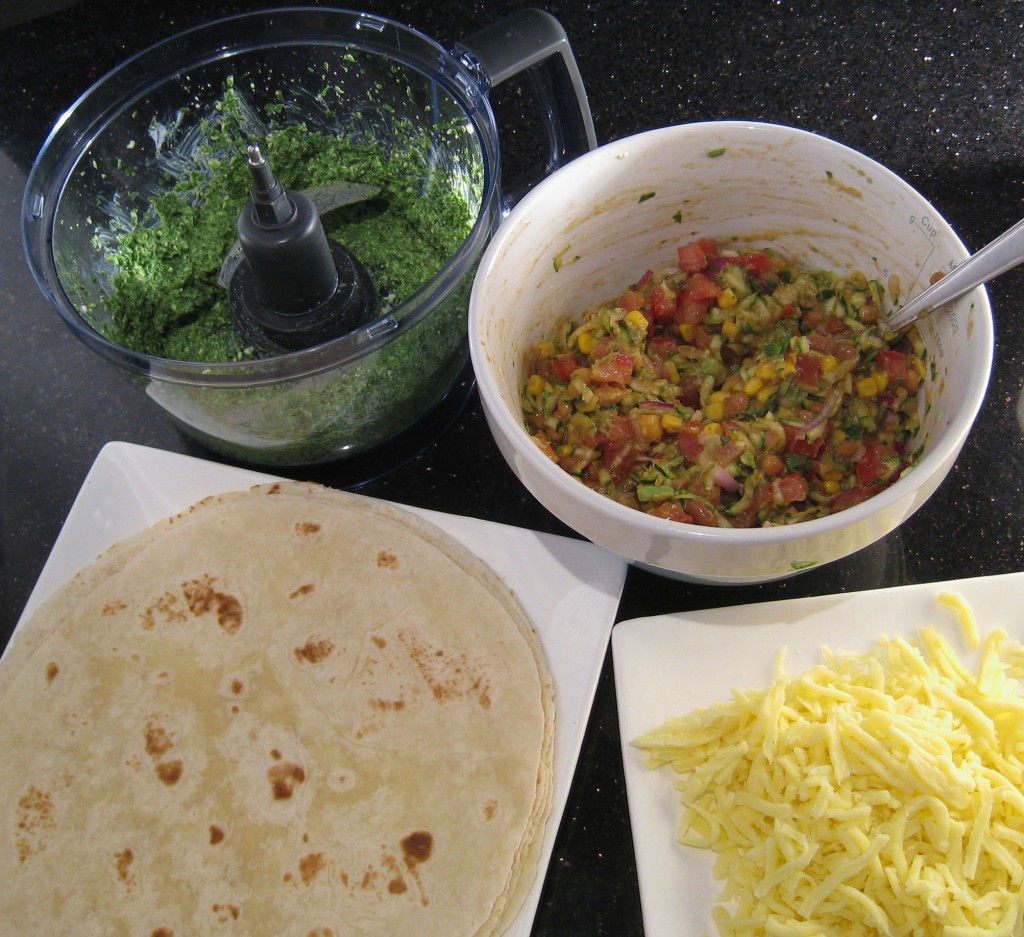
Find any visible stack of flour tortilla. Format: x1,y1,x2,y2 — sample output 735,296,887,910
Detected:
0,482,554,936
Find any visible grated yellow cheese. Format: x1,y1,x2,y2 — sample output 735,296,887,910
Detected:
634,600,1024,937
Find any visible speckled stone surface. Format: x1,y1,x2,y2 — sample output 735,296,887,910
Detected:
2,1,1023,932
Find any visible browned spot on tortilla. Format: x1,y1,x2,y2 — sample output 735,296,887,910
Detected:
371,636,386,648
483,799,498,820
114,848,136,889
142,592,186,629
231,679,244,695
145,722,174,759
16,785,56,862
299,852,326,885
400,633,492,708
45,662,59,683
267,483,282,495
377,550,398,568
289,583,315,599
182,575,243,634
209,825,225,845
270,749,282,760
369,697,405,712
307,930,336,937
268,762,305,800
401,831,433,866
212,903,240,923
151,929,174,937
388,877,407,894
156,760,183,786
102,599,127,616
294,521,321,536
294,637,334,663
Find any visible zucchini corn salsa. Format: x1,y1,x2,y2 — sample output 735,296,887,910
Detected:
522,239,926,527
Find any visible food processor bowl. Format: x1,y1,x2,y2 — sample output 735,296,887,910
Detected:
23,7,594,466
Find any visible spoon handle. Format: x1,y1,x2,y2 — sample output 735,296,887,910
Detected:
885,214,1024,331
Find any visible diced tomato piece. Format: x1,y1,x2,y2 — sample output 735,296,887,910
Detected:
697,237,718,257
589,336,612,359
647,336,679,359
598,414,637,446
735,250,774,277
856,437,899,486
681,272,721,303
550,353,579,382
676,375,703,409
690,324,714,350
780,302,799,318
684,499,717,526
601,440,639,483
590,352,635,384
676,241,709,274
784,423,826,458
618,289,647,312
794,353,822,388
650,283,679,323
773,472,809,504
829,486,876,512
676,421,704,461
676,298,712,325
874,350,908,384
716,439,744,467
649,501,693,523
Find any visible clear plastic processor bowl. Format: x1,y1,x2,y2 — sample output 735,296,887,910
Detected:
23,7,594,467
469,121,994,583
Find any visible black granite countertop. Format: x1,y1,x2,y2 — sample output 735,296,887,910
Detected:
2,1,1024,933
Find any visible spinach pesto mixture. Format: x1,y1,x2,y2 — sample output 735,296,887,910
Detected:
102,89,474,362
522,239,926,527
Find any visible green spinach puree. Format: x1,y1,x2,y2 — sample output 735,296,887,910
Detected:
103,89,474,362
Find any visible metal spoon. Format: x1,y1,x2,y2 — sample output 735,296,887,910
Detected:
884,215,1024,332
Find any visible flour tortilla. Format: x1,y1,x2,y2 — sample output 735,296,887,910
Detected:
0,482,554,937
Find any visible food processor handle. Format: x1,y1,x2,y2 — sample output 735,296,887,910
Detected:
455,9,597,208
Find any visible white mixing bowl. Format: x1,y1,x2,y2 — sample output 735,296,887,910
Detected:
469,121,993,583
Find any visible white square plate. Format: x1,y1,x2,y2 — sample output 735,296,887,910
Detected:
11,441,629,937
613,571,1024,937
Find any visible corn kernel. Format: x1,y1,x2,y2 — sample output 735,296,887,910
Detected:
822,478,841,494
577,331,596,355
831,428,847,444
526,374,546,396
661,413,683,433
534,341,556,359
873,370,889,392
780,358,797,376
756,385,775,404
664,360,680,385
756,362,777,381
718,288,738,310
679,323,696,342
637,413,664,441
722,319,742,341
710,389,728,402
704,400,725,421
702,421,723,437
743,377,763,396
822,469,843,481
625,310,649,331
820,354,839,374
856,375,878,398
556,443,574,457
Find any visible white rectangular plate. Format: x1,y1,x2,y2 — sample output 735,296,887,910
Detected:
12,441,628,937
613,571,1024,937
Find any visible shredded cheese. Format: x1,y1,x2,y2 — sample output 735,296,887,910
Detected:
634,600,1024,936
